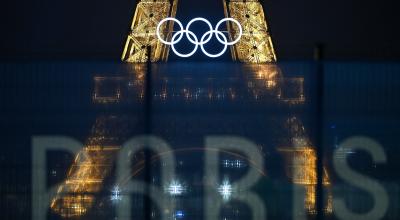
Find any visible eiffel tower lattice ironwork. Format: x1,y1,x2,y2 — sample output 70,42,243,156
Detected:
121,0,276,63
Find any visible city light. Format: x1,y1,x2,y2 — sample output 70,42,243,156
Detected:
218,179,233,201
111,185,122,202
166,180,186,196
222,159,246,168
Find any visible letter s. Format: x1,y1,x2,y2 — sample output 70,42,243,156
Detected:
333,136,389,220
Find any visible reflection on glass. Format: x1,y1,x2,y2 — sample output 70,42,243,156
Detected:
50,63,329,219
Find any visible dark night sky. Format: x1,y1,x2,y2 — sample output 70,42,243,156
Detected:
1,0,400,60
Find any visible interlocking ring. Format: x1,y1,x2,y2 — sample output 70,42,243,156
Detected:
156,17,242,58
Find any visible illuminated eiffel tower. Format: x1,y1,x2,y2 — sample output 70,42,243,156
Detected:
121,0,276,63
120,2,330,213
51,0,332,218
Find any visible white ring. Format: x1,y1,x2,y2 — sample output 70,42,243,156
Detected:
200,30,228,58
157,18,184,45
157,17,242,58
215,18,242,45
185,17,213,45
171,30,199,58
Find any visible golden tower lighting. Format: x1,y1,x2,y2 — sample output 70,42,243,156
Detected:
122,0,276,63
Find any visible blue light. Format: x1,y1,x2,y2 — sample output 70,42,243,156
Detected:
175,210,185,218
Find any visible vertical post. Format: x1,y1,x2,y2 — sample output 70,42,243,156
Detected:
314,44,325,220
144,46,153,220
145,46,153,132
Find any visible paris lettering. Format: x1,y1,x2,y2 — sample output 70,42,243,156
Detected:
31,135,389,220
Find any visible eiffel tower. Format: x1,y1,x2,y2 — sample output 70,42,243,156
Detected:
50,1,333,218
121,0,276,63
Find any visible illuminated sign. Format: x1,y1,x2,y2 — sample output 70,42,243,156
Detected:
156,17,242,58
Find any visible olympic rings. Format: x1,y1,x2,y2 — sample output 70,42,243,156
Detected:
156,17,242,58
